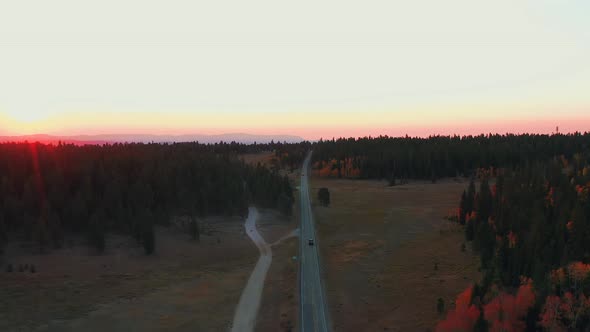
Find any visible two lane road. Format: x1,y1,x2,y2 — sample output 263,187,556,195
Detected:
300,152,330,332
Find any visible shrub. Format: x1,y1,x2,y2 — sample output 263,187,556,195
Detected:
318,188,330,207
437,298,445,314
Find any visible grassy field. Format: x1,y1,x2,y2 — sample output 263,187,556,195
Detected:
310,177,481,332
256,234,298,332
239,151,276,167
255,198,300,332
0,210,296,331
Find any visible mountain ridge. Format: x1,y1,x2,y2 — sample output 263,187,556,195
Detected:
0,133,305,145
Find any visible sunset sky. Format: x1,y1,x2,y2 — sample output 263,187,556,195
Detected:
1,1,589,139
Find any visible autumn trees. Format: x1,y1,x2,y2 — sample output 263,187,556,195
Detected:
442,150,590,330
0,141,294,255
437,280,536,332
540,262,590,330
461,153,590,287
436,286,481,331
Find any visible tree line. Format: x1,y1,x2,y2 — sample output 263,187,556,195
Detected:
309,133,590,181
0,142,293,255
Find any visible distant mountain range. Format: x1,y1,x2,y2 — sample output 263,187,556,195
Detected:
0,133,306,145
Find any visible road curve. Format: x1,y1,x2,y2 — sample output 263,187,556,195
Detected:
300,152,331,332
231,207,272,332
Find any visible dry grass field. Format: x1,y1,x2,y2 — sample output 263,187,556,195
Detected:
256,235,298,332
239,151,276,167
255,201,300,332
0,210,296,331
310,177,481,332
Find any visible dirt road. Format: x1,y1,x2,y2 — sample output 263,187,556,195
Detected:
231,207,272,332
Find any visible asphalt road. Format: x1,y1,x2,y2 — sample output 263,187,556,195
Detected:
300,152,330,332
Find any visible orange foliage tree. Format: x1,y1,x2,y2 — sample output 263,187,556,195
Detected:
313,158,361,178
436,286,480,332
483,280,535,332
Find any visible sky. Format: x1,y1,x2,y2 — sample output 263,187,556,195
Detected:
1,0,589,139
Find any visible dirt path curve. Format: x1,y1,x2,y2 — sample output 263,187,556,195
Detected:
230,207,272,332
271,228,299,247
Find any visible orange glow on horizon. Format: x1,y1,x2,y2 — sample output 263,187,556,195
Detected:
2,107,589,140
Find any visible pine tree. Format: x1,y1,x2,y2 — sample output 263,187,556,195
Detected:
0,213,6,256
141,210,156,255
47,207,63,249
277,193,293,216
466,178,476,213
88,212,106,253
466,216,475,241
459,190,468,225
34,218,51,253
190,218,200,242
437,298,445,314
568,202,588,260
478,178,493,222
143,222,155,255
318,188,330,207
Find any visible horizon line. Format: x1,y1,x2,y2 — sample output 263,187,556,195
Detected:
2,130,589,145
